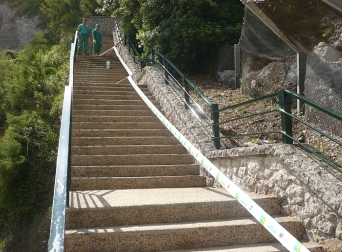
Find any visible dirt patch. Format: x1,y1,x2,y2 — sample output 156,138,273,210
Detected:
190,74,342,171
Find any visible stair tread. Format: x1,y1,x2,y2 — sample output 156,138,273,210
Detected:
165,241,323,252
65,215,299,233
67,188,277,209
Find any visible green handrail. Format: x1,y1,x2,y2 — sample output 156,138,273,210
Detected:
122,38,220,147
216,89,342,172
218,92,278,112
121,35,342,169
126,38,143,68
218,109,278,125
284,90,342,121
281,131,342,174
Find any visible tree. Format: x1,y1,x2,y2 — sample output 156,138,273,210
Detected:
40,0,101,43
0,37,68,223
97,0,244,72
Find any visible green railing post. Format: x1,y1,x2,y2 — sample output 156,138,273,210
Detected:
279,90,293,144
152,49,155,65
164,57,169,85
211,104,221,149
183,74,190,109
133,47,136,63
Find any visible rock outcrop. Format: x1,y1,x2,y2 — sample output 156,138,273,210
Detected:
0,2,43,50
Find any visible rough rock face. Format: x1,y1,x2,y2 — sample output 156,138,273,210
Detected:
0,2,43,50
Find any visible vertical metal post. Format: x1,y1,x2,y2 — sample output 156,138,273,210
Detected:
164,57,169,85
211,104,221,149
152,49,155,65
183,74,190,109
234,44,241,89
297,52,307,115
133,48,136,63
279,90,293,144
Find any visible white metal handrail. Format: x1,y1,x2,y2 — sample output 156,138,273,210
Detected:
48,31,77,252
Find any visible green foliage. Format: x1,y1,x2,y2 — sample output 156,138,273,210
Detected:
0,37,68,226
0,0,99,249
97,0,244,72
40,0,100,43
0,0,43,17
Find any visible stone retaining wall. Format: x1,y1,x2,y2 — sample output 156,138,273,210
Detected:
114,30,342,251
0,2,43,50
86,16,114,36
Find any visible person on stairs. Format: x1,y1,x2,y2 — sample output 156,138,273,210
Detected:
92,24,102,56
77,18,89,55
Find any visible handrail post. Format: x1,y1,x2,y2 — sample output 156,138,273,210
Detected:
234,44,241,89
164,56,169,85
211,104,221,149
297,52,307,115
279,90,293,144
133,47,136,63
183,74,190,109
151,48,155,65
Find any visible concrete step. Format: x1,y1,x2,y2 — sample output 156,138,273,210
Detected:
166,242,324,252
72,144,188,155
72,85,149,92
73,65,126,70
64,216,303,252
72,121,166,130
73,75,129,82
72,104,157,111
74,65,124,69
71,164,200,177
73,93,154,100
73,89,150,96
73,85,148,91
66,188,280,229
74,58,121,64
72,98,158,106
71,153,195,166
72,128,172,137
72,115,161,123
70,175,207,190
72,109,155,117
72,136,180,146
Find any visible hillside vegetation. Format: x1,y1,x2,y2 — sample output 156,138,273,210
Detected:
97,0,244,72
0,0,99,250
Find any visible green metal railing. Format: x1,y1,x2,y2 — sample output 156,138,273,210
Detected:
149,47,221,148
125,37,144,68
119,32,220,145
216,89,342,173
119,31,342,174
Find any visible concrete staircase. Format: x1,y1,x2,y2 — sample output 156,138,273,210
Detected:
64,37,323,251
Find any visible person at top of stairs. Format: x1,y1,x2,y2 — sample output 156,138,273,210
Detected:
92,23,102,56
77,17,89,55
